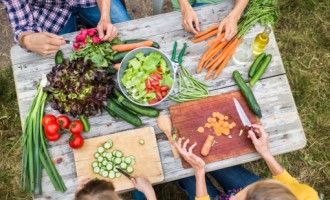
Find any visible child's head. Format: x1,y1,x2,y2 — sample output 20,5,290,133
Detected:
245,180,297,200
75,179,122,200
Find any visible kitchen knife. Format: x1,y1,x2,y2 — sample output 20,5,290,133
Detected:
65,40,73,44
115,167,133,180
233,98,252,127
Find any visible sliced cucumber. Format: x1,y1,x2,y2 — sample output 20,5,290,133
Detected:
114,157,121,164
106,163,113,170
120,162,127,169
92,161,98,168
102,160,108,166
125,157,132,164
98,162,102,167
115,150,122,158
121,157,125,162
94,152,100,158
101,171,109,177
139,139,145,145
113,166,119,172
97,156,104,162
111,157,115,162
104,142,112,149
115,172,122,178
112,150,117,156
102,152,107,157
105,152,113,160
98,147,105,153
127,166,133,174
93,166,100,173
109,170,115,179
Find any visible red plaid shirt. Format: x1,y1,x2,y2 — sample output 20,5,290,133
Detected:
1,0,97,42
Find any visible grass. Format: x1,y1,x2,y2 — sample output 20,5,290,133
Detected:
0,0,329,199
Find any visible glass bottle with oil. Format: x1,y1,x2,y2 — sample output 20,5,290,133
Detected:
252,26,271,56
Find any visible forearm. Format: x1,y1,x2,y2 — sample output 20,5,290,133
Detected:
142,188,157,200
177,0,192,12
228,0,249,21
262,152,284,176
96,0,111,20
195,170,208,198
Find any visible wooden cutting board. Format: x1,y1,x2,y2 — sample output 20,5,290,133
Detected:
169,91,259,168
73,127,164,191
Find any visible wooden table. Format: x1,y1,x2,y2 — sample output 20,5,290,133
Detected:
10,1,306,199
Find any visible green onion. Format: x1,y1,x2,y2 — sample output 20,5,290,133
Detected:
21,79,66,194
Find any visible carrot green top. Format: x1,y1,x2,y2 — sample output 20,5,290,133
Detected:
171,0,225,10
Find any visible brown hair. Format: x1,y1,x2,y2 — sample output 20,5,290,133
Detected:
75,179,122,200
246,180,297,200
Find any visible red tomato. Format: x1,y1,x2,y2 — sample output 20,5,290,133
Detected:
69,120,84,135
160,86,169,92
153,85,161,91
42,114,57,127
145,79,152,89
148,98,159,105
151,80,159,86
57,115,70,129
45,132,61,141
156,91,163,100
44,123,61,137
157,67,163,72
153,72,162,79
149,73,159,80
161,91,167,97
69,134,84,149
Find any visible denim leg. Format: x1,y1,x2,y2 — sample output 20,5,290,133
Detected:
192,3,206,7
177,175,221,200
132,189,147,200
75,0,131,27
57,13,77,35
209,165,260,193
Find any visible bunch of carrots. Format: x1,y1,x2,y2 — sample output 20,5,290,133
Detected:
192,24,242,80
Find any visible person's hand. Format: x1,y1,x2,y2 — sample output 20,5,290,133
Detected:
181,4,200,34
21,32,66,56
247,124,271,158
97,19,118,42
217,13,239,41
175,138,205,173
131,176,156,200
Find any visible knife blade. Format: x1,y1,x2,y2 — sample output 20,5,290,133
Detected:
115,167,133,180
65,40,73,44
233,98,252,127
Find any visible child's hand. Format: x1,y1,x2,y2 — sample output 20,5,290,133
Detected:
131,176,156,200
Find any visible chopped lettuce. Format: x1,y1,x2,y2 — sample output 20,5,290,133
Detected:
121,52,173,104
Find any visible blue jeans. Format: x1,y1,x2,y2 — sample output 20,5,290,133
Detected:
177,165,260,200
58,0,131,34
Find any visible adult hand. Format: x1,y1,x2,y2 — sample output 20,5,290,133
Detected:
175,138,205,173
217,13,239,41
181,4,200,34
97,19,117,42
21,32,66,56
247,124,271,158
131,176,156,200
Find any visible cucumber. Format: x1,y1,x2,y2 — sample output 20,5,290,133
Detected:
125,157,132,164
107,99,142,126
250,55,272,86
124,39,160,49
139,139,145,145
110,97,138,116
109,170,115,179
126,166,133,174
92,162,98,168
113,88,160,117
93,167,100,174
55,50,64,65
248,53,266,78
98,147,105,153
113,51,129,63
104,142,112,149
107,65,117,75
232,70,262,118
94,152,100,158
97,156,103,162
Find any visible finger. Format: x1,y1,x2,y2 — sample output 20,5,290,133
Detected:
248,130,259,145
223,28,231,41
188,142,197,153
183,21,192,33
44,32,64,39
193,17,200,32
177,137,183,147
97,25,105,39
188,20,198,34
48,38,66,46
218,22,224,37
108,28,118,42
102,25,113,41
182,139,190,150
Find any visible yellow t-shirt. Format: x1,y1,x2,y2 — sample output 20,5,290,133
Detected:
273,170,319,200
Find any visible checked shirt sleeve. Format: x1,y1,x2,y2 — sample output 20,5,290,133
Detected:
1,0,43,42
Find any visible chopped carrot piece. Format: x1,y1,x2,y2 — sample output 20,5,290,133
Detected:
207,117,212,123
204,123,211,128
212,112,218,117
224,116,229,120
223,121,229,127
223,128,230,135
197,127,204,133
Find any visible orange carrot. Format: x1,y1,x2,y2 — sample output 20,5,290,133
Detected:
212,38,242,79
196,42,220,73
203,41,232,70
204,40,228,64
205,38,238,79
192,29,218,43
206,32,225,47
194,24,219,38
112,40,153,52
114,63,120,71
200,135,215,157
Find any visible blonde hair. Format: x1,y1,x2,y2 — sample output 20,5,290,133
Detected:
75,179,122,200
246,180,297,200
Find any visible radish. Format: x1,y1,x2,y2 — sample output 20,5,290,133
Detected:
92,36,102,44
80,29,88,36
87,28,97,36
73,42,79,48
